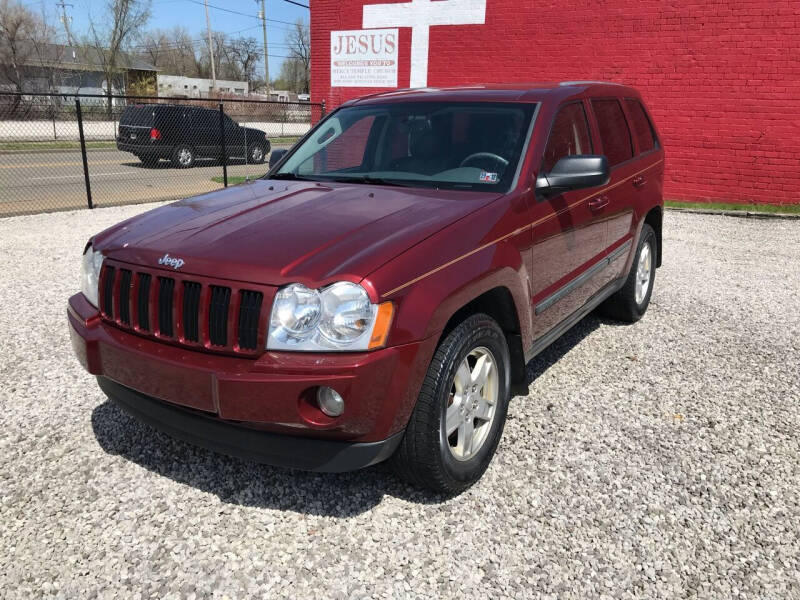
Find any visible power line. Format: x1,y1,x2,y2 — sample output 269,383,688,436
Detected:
281,0,309,8
182,0,297,26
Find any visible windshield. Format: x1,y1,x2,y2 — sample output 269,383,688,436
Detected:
274,101,537,192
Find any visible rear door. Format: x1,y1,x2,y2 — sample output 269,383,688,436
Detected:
588,97,638,286
189,108,219,158
528,100,609,338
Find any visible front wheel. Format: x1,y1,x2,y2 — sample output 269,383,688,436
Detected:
390,314,511,495
599,223,657,322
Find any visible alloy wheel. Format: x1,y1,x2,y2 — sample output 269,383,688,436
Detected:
444,346,499,461
635,241,653,305
178,148,193,166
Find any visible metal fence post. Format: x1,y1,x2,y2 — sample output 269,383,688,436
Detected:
75,98,93,209
51,96,57,140
219,102,228,188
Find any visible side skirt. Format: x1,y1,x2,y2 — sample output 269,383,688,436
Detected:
523,275,626,364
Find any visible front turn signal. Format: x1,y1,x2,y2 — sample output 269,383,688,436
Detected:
368,302,394,349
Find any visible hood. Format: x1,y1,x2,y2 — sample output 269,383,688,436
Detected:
93,179,501,287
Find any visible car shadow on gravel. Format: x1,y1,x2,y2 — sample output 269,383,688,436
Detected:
91,402,446,516
523,313,601,384
90,312,622,516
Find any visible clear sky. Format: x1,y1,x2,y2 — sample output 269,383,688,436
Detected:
22,0,309,79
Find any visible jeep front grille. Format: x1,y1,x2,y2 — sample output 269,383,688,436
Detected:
98,260,270,355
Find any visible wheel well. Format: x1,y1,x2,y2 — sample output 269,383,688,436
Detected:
440,286,527,390
644,206,663,267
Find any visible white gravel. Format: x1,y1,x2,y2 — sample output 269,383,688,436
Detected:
1,205,799,599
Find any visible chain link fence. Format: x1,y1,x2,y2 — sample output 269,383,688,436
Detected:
0,92,323,217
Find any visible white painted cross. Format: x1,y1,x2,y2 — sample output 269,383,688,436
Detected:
363,0,487,88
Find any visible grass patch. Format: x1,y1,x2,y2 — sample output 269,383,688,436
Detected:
211,175,261,185
270,137,300,146
0,140,117,151
666,200,800,215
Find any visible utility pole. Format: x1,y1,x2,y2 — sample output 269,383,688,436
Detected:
56,0,74,45
257,0,270,97
204,0,217,93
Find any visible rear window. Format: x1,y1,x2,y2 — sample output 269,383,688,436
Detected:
625,99,657,153
591,98,634,167
119,106,155,126
191,109,217,128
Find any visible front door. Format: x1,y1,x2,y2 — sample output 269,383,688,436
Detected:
528,100,609,340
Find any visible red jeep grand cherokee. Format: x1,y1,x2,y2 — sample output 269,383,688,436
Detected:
69,82,663,494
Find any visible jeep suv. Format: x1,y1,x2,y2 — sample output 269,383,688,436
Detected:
70,82,663,494
116,104,271,168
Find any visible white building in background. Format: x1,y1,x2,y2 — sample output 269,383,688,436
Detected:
157,74,248,98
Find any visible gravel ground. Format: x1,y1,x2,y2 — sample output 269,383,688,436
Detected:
1,206,799,599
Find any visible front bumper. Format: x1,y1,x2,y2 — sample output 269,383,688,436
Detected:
68,293,436,464
98,376,403,472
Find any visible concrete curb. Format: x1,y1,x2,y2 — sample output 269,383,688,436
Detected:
666,206,800,220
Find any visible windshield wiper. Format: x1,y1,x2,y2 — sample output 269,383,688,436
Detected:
270,172,317,181
328,175,413,187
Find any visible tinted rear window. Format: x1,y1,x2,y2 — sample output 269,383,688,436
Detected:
119,106,155,126
625,99,657,153
591,98,634,167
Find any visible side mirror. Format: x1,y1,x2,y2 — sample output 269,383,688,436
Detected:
269,148,288,168
535,155,610,195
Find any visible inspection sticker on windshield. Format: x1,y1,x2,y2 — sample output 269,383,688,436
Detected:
479,171,498,183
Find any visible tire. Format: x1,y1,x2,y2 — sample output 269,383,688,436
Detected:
139,156,160,167
171,145,195,168
248,143,266,164
390,313,511,495
598,223,657,322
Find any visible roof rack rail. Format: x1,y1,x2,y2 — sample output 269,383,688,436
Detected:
558,80,623,86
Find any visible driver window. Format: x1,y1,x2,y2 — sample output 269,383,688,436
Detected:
541,103,593,173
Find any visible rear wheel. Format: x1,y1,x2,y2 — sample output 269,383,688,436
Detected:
171,145,195,168
599,223,657,322
390,314,511,495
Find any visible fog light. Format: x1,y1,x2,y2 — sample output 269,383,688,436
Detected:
317,386,344,417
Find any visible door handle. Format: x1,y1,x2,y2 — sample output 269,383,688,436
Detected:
632,175,647,188
588,195,609,212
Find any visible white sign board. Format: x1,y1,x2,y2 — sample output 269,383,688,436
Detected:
331,28,399,88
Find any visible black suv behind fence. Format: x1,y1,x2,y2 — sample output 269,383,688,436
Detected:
0,92,324,217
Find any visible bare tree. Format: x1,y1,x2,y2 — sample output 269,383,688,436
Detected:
141,27,200,77
226,36,260,87
87,0,151,114
274,19,309,94
0,0,38,95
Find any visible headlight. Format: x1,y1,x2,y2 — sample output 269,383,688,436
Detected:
81,243,104,307
268,281,394,351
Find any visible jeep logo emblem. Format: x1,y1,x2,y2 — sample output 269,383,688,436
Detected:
158,253,185,270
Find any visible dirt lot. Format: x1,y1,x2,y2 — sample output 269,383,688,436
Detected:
1,206,798,599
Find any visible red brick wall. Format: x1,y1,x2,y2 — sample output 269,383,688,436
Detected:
311,0,800,205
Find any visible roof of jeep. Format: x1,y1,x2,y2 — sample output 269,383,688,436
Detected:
343,82,638,106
